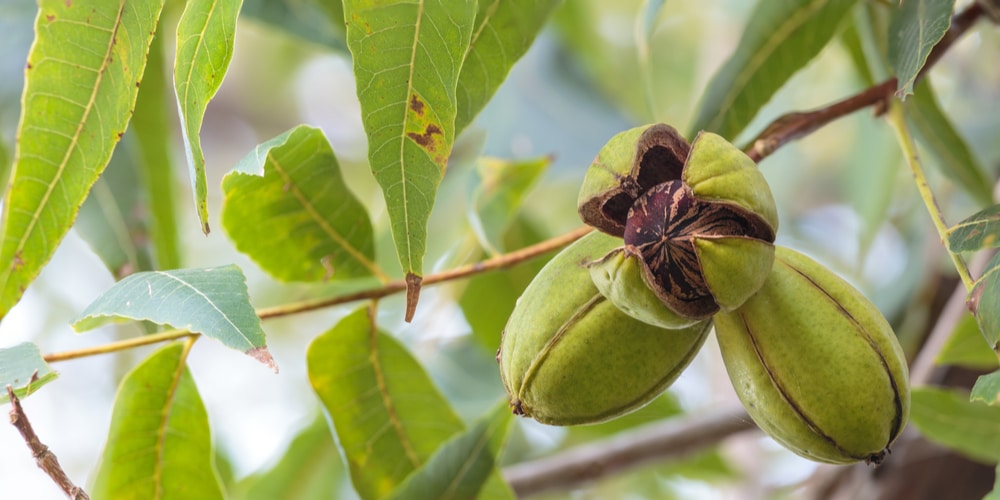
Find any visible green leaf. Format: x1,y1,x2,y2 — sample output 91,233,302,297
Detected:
909,386,1000,463
345,0,477,285
846,2,894,82
936,312,1000,369
76,139,154,279
468,156,550,255
689,0,857,140
72,265,276,370
905,79,992,205
970,252,1000,352
971,371,1000,407
92,342,225,499
0,0,166,320
390,402,514,500
888,0,954,98
238,414,346,500
0,342,57,404
948,205,1000,253
241,0,346,50
222,125,380,282
133,32,181,270
454,0,561,135
307,306,466,500
174,0,242,234
840,19,875,86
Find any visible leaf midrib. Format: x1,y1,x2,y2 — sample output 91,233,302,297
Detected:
465,0,500,59
440,420,495,499
176,0,224,231
368,308,422,470
154,270,253,348
152,343,191,500
267,154,383,279
397,0,427,272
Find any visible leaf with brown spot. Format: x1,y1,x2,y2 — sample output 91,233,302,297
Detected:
410,93,425,115
345,0,477,315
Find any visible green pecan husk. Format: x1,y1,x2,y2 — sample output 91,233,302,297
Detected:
497,231,711,425
579,125,778,322
714,246,910,465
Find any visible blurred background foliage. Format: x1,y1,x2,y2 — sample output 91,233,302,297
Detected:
1,0,999,497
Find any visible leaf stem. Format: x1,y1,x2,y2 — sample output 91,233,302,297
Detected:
885,101,975,290
43,329,196,363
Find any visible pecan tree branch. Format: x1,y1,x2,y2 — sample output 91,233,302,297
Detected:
256,225,594,319
6,385,89,500
744,3,984,163
503,404,756,498
43,226,594,363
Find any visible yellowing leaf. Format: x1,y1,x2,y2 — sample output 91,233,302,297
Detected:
307,306,466,499
0,0,165,320
222,126,380,282
91,343,225,499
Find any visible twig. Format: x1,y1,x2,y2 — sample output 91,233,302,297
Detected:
744,3,984,163
886,100,975,289
503,404,756,497
256,225,593,319
744,79,897,163
42,226,594,363
43,329,196,363
6,385,89,500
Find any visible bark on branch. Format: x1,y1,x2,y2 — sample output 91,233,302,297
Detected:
6,385,89,500
504,404,757,497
